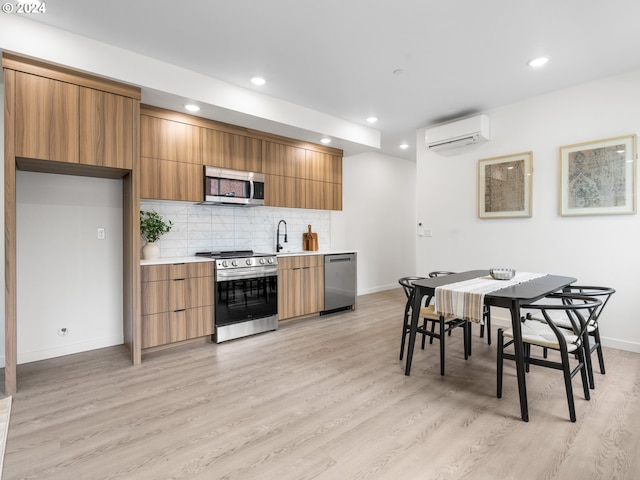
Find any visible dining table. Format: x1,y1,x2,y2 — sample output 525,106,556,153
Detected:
404,269,576,422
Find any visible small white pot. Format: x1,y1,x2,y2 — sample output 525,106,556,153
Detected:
142,242,160,260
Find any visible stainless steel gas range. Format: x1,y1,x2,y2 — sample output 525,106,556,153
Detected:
195,250,278,343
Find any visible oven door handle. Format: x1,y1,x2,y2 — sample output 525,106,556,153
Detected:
216,268,277,281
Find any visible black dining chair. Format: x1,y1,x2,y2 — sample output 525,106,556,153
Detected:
398,276,469,376
526,285,615,389
428,271,492,346
497,292,601,422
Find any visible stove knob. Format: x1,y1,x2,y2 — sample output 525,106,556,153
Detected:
231,260,238,267
259,258,266,265
267,257,274,264
221,260,229,268
246,259,252,266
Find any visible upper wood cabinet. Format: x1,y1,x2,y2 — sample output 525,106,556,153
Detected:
80,88,135,169
140,115,201,164
15,72,80,163
140,157,202,202
305,150,342,184
201,129,262,172
263,142,306,177
14,71,137,169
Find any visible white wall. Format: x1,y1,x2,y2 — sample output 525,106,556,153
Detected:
15,171,124,364
333,151,417,294
416,68,640,352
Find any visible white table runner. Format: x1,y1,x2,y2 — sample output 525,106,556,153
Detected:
435,272,547,323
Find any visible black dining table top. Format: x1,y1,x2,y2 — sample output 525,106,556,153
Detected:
411,270,577,307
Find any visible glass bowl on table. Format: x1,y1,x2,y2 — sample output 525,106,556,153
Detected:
489,268,516,280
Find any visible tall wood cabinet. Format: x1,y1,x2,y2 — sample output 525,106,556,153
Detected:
3,53,141,395
14,70,136,170
141,262,214,348
277,255,324,320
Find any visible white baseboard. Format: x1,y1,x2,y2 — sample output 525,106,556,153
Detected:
0,336,125,367
358,284,399,296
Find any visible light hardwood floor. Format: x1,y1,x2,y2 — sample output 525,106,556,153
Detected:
3,289,640,479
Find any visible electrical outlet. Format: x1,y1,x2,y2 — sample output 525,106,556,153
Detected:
57,327,69,337
97,228,106,240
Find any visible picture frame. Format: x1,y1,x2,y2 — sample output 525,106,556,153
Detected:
478,152,533,219
560,135,637,216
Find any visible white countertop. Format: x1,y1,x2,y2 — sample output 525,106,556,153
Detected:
140,250,356,265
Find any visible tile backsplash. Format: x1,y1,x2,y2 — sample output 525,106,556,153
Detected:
140,200,331,257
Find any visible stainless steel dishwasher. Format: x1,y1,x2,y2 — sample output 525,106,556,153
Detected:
322,253,356,314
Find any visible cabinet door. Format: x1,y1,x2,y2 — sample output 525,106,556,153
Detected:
265,174,305,208
263,142,305,177
202,129,244,169
278,267,304,320
141,115,201,164
141,312,170,348
304,265,325,314
157,159,203,202
79,88,134,169
187,276,214,308
140,157,159,199
15,72,80,163
305,180,342,211
141,281,169,315
244,137,263,173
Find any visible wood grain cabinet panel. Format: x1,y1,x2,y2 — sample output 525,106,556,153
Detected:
79,88,134,169
157,159,203,202
278,255,324,321
206,135,263,172
263,142,305,177
14,72,80,163
264,174,305,208
141,262,214,349
140,115,201,164
305,180,343,211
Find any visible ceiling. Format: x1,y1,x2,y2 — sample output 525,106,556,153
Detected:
17,0,640,160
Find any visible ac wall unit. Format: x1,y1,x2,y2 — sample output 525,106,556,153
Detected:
425,114,490,156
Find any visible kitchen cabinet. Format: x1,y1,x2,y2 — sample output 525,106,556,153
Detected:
140,157,203,202
15,72,80,163
263,142,306,177
14,71,136,169
80,87,135,169
141,261,214,348
264,174,305,209
140,114,201,164
201,128,263,172
278,255,324,320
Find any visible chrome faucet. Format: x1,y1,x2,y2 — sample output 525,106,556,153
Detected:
276,219,288,252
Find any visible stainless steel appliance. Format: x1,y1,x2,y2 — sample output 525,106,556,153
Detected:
202,167,265,206
322,253,357,314
196,250,278,342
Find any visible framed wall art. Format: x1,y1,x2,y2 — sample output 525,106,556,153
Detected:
560,135,637,216
478,152,532,219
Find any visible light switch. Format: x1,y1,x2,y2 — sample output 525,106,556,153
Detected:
97,228,106,240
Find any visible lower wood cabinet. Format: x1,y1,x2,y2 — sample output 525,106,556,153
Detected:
141,261,214,348
278,255,324,320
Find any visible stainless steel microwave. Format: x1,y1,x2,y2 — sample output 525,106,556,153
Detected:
202,166,265,206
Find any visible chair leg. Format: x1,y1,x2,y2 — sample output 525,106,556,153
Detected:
582,331,595,389
429,320,436,345
439,317,446,376
497,328,504,398
421,319,427,350
463,322,469,360
560,349,577,422
577,347,591,401
399,316,408,361
592,329,606,374
524,343,531,373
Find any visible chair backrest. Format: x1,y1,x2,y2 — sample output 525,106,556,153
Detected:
429,271,456,278
563,285,615,324
398,276,427,300
523,293,602,345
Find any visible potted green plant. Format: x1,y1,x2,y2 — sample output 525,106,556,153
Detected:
140,210,173,259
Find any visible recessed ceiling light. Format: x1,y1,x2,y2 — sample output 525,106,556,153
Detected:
320,137,331,144
184,104,200,112
400,143,409,150
528,57,549,68
366,116,378,124
251,76,266,86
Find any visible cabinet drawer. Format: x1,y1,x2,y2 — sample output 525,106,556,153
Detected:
141,262,213,282
278,255,323,270
141,305,214,348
